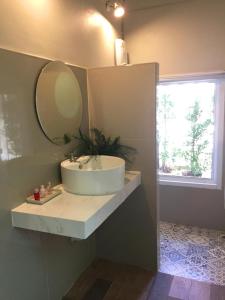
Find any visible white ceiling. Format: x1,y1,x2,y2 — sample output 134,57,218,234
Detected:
126,0,189,11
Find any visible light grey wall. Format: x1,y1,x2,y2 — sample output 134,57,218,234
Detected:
125,0,225,75
88,63,159,271
125,0,225,230
0,0,119,68
0,1,119,299
160,186,225,230
0,48,95,300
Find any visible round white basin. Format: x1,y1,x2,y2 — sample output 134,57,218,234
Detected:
61,155,125,195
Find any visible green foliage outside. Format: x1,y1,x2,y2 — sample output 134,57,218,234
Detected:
184,101,212,176
157,86,213,178
157,93,174,173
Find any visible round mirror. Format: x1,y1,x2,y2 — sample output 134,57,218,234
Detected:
36,61,83,145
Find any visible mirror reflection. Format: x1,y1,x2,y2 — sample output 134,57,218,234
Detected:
36,61,83,145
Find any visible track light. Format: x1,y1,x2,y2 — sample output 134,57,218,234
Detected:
114,3,125,17
106,1,125,18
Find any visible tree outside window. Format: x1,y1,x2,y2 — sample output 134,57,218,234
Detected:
157,81,215,179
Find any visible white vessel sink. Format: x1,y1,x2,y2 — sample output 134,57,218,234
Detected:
61,155,125,195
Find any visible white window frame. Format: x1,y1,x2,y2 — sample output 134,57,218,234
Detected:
158,74,225,190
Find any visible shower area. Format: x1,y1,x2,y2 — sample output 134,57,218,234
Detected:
159,221,225,285
157,76,225,286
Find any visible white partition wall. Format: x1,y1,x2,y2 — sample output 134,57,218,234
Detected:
88,63,159,271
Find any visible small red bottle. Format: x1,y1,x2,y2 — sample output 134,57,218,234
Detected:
34,188,40,201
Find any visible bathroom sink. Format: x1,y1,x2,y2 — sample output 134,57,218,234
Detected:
61,155,125,195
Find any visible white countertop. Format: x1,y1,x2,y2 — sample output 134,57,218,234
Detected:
11,171,141,239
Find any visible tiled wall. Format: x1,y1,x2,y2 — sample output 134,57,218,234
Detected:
0,1,119,298
0,48,94,300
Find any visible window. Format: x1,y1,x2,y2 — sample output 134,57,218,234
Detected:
157,76,225,189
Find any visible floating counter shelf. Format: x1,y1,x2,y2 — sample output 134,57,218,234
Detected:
11,171,141,239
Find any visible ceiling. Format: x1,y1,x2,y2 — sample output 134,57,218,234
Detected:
126,0,189,11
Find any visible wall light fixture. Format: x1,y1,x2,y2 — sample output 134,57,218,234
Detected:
106,0,125,18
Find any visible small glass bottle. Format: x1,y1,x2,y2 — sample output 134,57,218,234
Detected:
34,188,40,201
46,182,52,194
40,185,46,198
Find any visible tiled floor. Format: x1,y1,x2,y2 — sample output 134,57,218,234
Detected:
160,221,225,286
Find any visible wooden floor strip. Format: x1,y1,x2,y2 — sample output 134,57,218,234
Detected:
148,272,225,300
63,260,225,300
63,259,154,300
82,278,112,300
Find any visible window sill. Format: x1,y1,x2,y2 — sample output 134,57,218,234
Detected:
159,178,221,190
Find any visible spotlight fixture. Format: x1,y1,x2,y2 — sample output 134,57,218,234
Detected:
106,0,125,18
114,3,125,17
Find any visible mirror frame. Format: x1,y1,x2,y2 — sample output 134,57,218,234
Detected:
35,61,83,145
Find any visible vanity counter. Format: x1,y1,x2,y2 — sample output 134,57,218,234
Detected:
11,171,141,239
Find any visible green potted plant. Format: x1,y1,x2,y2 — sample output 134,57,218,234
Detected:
66,128,136,164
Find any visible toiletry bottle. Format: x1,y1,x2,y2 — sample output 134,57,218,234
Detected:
40,185,46,198
46,182,52,194
34,188,40,201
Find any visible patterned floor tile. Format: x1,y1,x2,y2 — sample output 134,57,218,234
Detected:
208,247,225,258
160,221,225,286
